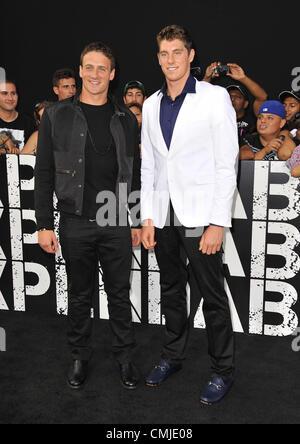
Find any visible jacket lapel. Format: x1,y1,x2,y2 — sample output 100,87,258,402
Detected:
155,92,169,156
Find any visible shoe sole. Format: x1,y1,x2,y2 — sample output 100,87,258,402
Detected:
200,398,227,406
121,381,138,390
67,380,86,390
145,367,183,388
200,400,213,406
200,382,234,406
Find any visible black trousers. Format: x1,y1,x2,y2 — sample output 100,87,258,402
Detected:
154,211,235,379
59,215,135,364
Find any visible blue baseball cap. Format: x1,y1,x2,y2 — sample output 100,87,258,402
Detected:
258,100,287,119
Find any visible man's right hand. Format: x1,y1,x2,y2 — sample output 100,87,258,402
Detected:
38,230,59,254
264,137,284,154
142,220,157,250
203,62,222,82
5,137,20,154
7,146,21,154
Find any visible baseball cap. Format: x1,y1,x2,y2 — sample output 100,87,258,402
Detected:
279,90,300,103
258,101,287,119
123,80,146,97
227,85,249,101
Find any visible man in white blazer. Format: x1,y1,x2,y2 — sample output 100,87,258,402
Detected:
141,25,239,405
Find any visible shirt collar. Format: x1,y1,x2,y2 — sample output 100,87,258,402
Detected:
159,75,196,97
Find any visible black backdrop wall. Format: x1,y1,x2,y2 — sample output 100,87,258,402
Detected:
1,0,300,114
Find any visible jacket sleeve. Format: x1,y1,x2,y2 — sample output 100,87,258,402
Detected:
140,101,155,223
131,117,141,196
34,110,55,231
129,115,141,228
210,88,239,227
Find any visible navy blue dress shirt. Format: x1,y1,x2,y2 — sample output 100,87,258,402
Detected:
159,75,196,150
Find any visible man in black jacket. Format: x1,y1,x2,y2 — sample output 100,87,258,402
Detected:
35,42,141,390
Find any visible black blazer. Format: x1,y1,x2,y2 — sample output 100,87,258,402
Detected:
35,91,141,230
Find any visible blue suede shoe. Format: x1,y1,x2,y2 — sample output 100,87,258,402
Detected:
200,377,234,405
146,360,182,387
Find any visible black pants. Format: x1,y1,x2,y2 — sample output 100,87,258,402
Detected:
60,215,135,364
155,211,235,379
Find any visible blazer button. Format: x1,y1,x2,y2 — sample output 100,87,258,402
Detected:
78,158,83,163
78,184,82,188
80,133,85,137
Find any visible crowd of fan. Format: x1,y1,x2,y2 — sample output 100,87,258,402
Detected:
0,64,300,176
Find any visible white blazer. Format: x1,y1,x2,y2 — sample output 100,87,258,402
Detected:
141,80,239,229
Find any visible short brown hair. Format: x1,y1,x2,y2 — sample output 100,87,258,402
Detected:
52,68,76,87
157,25,193,53
0,79,17,91
80,42,116,71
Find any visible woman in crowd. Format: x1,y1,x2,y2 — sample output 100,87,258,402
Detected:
286,120,300,177
22,101,52,155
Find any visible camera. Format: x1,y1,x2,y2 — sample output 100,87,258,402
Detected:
214,64,231,76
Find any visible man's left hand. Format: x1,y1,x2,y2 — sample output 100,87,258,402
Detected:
199,226,224,255
227,63,246,82
131,229,142,247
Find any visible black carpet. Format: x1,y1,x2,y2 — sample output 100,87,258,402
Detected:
0,311,299,425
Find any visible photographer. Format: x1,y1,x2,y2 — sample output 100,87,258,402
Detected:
203,62,268,145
